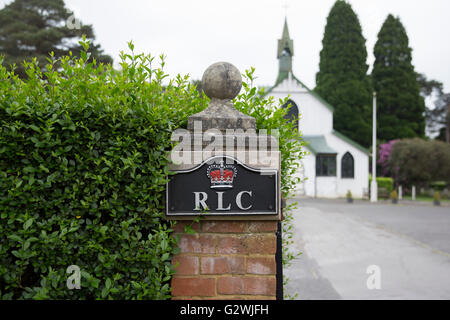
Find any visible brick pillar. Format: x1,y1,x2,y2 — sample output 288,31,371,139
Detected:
171,220,277,300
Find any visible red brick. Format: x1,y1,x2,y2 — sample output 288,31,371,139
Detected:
177,234,216,254
201,256,245,275
247,221,278,233
245,234,277,254
172,221,201,233
217,234,276,255
243,277,276,295
217,235,248,254
202,221,247,233
246,257,276,275
217,276,244,295
217,276,276,296
172,255,199,275
171,277,215,297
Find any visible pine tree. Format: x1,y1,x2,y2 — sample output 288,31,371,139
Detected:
0,0,112,77
315,0,372,147
372,14,425,141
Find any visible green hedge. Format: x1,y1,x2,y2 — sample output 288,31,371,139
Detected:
430,181,447,191
370,176,394,193
377,177,394,193
0,41,207,299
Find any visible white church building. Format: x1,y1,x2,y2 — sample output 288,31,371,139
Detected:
266,20,370,198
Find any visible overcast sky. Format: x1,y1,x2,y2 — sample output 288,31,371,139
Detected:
1,0,449,92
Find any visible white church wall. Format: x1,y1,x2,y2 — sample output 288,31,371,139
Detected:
269,80,333,136
327,133,369,199
316,176,338,198
292,136,369,199
295,93,333,136
267,79,369,200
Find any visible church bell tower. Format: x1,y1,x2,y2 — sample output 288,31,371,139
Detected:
277,18,294,74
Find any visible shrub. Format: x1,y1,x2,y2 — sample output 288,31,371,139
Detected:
430,181,447,191
377,140,399,176
390,190,398,200
370,176,394,193
378,177,394,193
0,40,207,299
434,192,441,201
387,138,450,186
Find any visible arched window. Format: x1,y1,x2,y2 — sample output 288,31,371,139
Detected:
341,152,354,179
282,99,299,131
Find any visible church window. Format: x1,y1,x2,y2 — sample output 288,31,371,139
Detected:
341,152,354,178
282,99,299,131
316,155,336,177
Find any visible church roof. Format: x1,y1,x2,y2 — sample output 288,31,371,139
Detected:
303,135,337,155
303,133,370,155
332,130,370,155
266,73,335,113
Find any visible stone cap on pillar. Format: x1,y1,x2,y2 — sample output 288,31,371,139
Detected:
187,62,256,132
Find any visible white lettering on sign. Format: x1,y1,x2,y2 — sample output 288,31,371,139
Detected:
193,192,208,211
192,191,253,211
216,192,231,211
236,191,253,210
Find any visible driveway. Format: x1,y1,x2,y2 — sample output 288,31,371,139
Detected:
284,198,450,300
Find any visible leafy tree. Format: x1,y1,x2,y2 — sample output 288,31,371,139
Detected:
0,0,112,77
431,94,450,143
315,0,372,147
372,14,426,141
417,73,443,97
417,73,450,143
387,138,450,186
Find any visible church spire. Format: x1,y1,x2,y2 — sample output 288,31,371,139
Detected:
277,18,294,79
278,18,294,58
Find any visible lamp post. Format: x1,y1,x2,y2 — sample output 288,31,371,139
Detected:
370,92,378,202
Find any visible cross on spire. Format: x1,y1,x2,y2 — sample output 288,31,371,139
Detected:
282,1,290,16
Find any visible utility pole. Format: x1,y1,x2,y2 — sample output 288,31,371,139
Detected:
370,92,378,202
446,102,450,143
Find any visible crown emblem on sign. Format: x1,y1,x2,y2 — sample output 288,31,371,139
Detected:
206,160,237,189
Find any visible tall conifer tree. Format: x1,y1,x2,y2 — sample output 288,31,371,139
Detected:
315,0,372,147
372,14,425,140
0,0,112,77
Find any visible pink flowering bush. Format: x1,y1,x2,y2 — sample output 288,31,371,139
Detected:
378,140,399,176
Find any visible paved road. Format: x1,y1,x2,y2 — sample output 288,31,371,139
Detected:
284,198,450,300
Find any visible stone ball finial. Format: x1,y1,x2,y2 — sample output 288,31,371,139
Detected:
202,62,242,100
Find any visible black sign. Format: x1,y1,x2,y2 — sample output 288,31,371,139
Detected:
166,156,278,216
